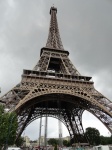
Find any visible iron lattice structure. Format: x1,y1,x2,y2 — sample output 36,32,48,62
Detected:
0,7,112,144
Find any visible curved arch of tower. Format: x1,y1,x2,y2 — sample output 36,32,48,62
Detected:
0,6,112,144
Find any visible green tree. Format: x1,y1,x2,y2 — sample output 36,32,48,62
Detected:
0,105,18,149
100,135,112,145
85,127,100,146
48,138,59,146
63,140,70,147
15,136,24,147
63,140,68,146
110,135,112,144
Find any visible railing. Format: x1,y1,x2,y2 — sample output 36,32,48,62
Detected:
22,69,93,83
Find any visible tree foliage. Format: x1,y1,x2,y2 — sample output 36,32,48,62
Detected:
15,136,24,147
48,138,71,147
63,140,70,147
48,138,59,146
85,127,100,145
0,105,18,149
100,135,112,145
85,127,112,145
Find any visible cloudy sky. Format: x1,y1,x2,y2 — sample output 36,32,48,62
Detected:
0,0,112,140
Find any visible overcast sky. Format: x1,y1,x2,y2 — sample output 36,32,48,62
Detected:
0,0,112,140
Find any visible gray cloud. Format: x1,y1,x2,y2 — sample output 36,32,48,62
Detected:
0,0,112,139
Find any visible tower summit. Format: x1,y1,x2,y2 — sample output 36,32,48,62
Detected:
46,6,64,50
34,7,80,75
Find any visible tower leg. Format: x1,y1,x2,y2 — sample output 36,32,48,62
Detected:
64,109,89,145
71,110,89,145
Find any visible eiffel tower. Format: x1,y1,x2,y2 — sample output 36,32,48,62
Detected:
0,6,112,144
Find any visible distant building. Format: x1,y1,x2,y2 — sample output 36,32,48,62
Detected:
36,136,70,146
24,136,31,147
38,136,45,146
